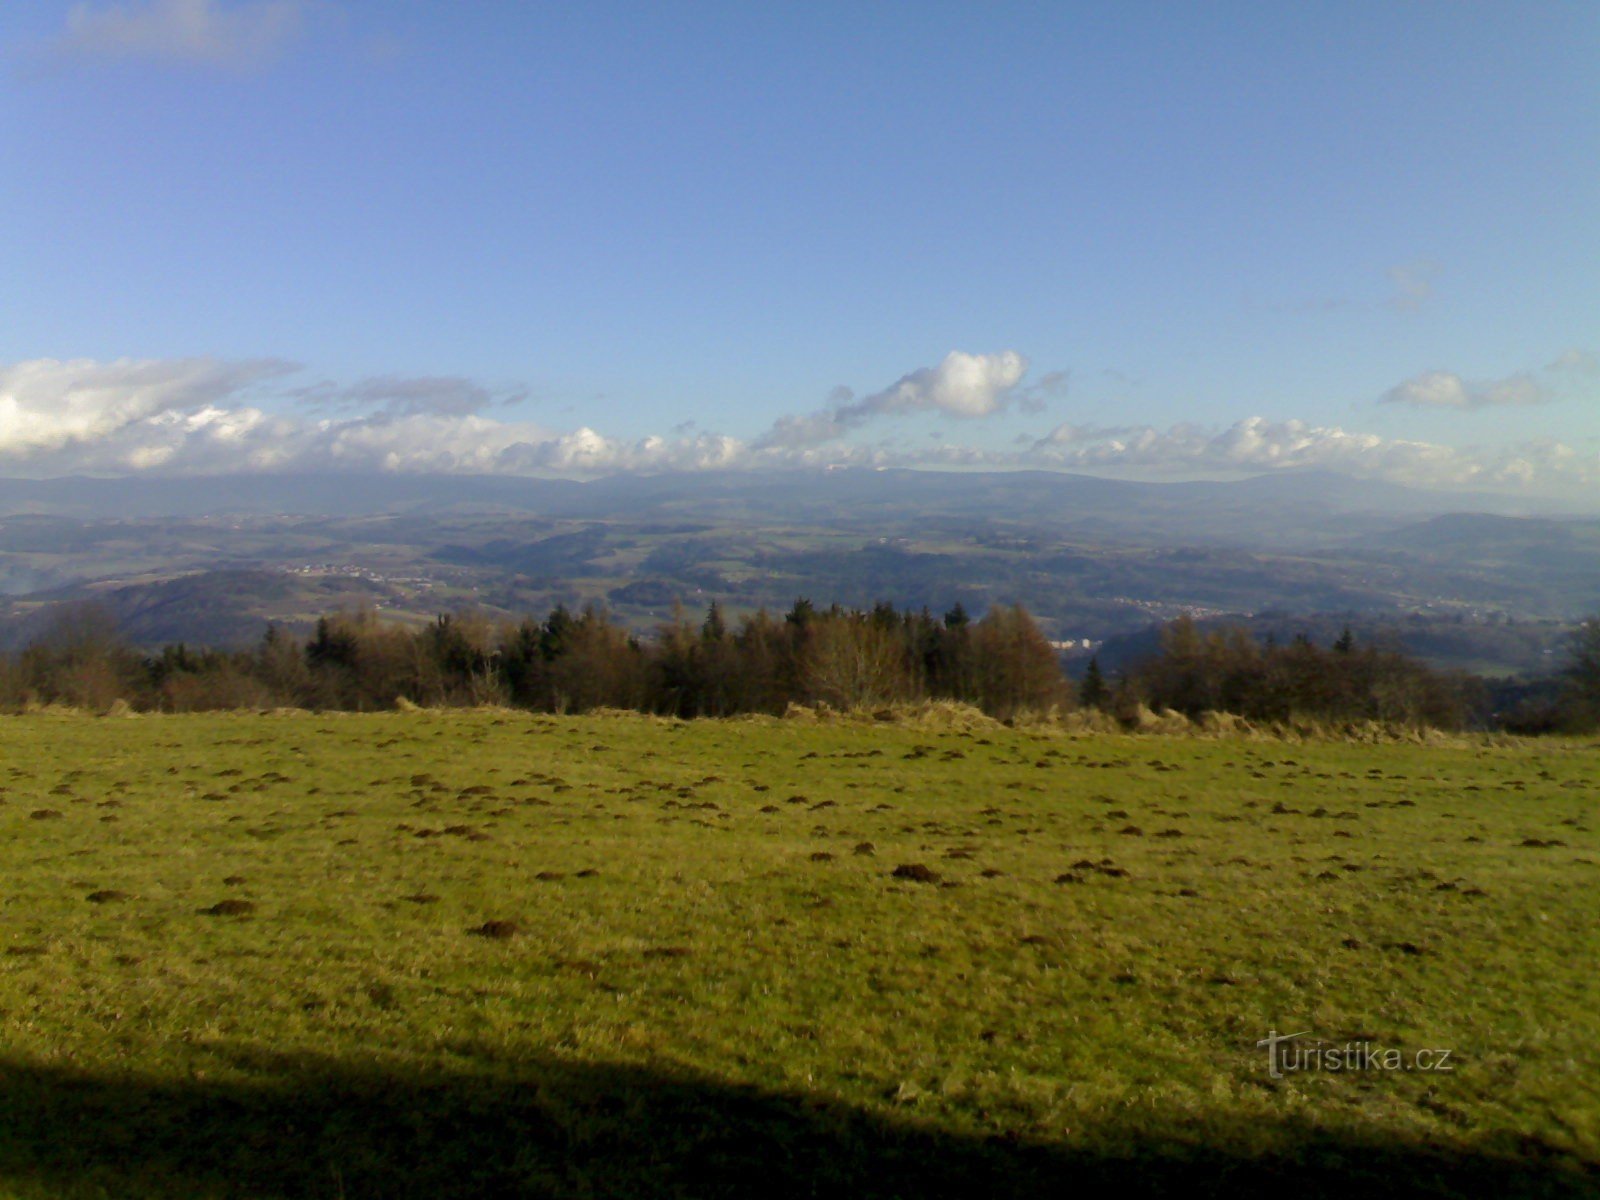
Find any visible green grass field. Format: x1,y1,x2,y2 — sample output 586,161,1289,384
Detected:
1,711,1596,1198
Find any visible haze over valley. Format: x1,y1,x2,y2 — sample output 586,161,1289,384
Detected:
1,469,1593,680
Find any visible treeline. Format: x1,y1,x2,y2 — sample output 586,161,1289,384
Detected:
1492,616,1600,734
0,600,1068,719
4,601,1597,733
1089,617,1483,730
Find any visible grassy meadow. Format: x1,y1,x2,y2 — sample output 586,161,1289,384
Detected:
0,709,1596,1198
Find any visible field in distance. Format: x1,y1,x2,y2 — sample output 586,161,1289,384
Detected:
1,711,1596,1198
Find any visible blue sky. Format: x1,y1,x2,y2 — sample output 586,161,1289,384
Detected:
1,1,1596,496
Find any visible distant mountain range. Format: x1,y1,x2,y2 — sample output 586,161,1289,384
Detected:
1,469,1594,675
0,466,1585,529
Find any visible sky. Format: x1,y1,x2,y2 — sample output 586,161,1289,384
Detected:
1,1,1596,499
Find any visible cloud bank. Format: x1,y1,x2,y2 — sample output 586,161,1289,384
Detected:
1028,417,1594,492
2,355,1595,497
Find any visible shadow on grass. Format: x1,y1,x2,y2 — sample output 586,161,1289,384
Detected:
0,1050,1592,1199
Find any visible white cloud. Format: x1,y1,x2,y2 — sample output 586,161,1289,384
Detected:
757,350,1029,448
1381,370,1474,409
1378,346,1600,409
0,357,294,459
1380,348,1599,412
859,350,1028,419
51,0,306,67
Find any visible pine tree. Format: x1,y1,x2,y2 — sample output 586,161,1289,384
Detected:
1080,655,1110,709
701,601,727,642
